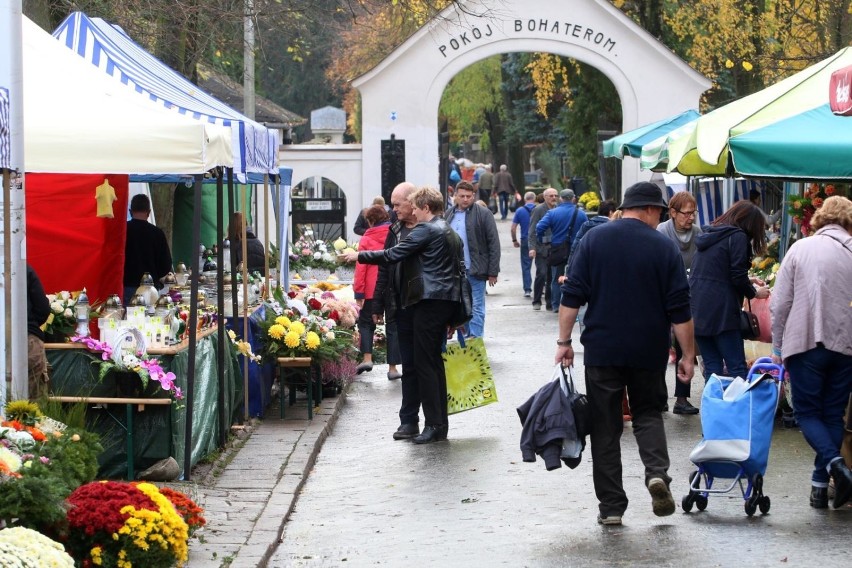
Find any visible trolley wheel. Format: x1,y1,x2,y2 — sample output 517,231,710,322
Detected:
759,496,771,514
681,494,695,513
695,494,708,511
688,470,700,489
753,474,764,495
744,496,759,516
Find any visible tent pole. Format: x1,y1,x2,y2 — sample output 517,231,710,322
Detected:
183,174,203,481
215,171,226,448
263,174,270,298
242,185,249,422
227,170,238,330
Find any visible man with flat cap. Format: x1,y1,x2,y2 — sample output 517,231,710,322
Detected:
554,181,695,526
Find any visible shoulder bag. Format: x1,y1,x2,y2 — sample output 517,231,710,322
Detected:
548,206,580,267
740,298,761,340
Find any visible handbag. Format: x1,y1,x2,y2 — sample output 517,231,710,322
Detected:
443,331,498,415
558,365,591,441
740,298,761,340
487,195,498,214
449,267,473,329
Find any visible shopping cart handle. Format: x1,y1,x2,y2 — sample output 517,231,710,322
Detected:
748,357,785,382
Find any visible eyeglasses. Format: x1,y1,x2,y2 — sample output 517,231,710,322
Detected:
674,209,696,218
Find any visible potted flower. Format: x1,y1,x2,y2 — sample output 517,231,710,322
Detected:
71,332,183,400
41,291,79,342
63,481,190,568
288,231,338,281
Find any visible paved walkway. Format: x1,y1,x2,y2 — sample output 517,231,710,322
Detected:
185,392,348,567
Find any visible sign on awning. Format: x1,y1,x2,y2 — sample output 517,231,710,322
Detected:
829,65,852,116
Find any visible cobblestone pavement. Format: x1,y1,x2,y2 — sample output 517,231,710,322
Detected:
267,227,849,568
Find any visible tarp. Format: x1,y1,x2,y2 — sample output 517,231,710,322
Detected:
602,110,700,159
665,47,852,176
26,174,129,305
54,12,279,175
21,16,231,175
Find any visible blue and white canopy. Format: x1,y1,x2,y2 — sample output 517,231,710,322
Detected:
0,87,9,170
54,11,278,176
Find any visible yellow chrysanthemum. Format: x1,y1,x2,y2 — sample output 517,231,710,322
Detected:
305,331,321,350
90,546,103,565
771,263,780,273
742,61,753,71
228,329,236,341
275,316,291,327
284,330,301,348
289,320,306,336
268,324,286,340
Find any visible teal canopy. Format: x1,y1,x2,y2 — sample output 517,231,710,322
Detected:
602,110,700,159
729,104,852,180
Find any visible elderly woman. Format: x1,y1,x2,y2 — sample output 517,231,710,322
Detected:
344,187,464,444
771,195,852,509
690,200,771,381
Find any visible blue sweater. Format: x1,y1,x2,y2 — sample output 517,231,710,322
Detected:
562,218,691,370
536,202,588,246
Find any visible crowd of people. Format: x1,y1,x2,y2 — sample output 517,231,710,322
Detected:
347,174,851,526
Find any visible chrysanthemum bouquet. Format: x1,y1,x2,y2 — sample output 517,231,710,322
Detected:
258,288,357,363
578,190,601,212
71,335,183,400
0,527,74,567
64,481,190,568
288,230,338,274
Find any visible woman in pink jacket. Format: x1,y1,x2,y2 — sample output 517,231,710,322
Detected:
771,195,852,510
354,205,394,374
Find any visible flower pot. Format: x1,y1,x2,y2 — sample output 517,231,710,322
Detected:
334,266,355,281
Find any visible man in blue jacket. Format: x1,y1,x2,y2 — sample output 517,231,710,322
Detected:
555,181,695,526
536,189,588,313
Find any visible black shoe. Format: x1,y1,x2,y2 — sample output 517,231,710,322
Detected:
392,423,419,440
673,401,699,415
412,425,443,444
829,460,852,508
810,486,828,509
545,304,553,311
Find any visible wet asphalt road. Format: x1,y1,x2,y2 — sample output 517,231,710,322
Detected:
269,226,848,568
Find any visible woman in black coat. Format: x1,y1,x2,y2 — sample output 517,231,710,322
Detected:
689,200,770,380
228,212,266,276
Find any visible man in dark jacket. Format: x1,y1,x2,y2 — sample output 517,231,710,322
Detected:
371,182,420,439
348,187,464,444
528,188,558,310
556,182,695,526
27,265,51,399
445,181,501,338
124,194,172,302
536,189,588,313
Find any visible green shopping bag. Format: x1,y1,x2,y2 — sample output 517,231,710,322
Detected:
443,331,498,415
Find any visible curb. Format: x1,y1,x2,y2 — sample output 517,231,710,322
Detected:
230,385,349,568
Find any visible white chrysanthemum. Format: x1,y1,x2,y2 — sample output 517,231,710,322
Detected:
50,301,64,314
325,331,335,341
0,447,23,473
313,252,322,260
122,353,141,368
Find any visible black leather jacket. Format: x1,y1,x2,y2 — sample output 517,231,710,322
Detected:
359,217,463,309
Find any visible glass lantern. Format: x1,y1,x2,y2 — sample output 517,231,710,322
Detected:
75,288,90,337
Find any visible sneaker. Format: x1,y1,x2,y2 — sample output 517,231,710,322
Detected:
673,401,699,415
648,478,675,517
597,514,622,526
524,291,531,298
532,303,541,311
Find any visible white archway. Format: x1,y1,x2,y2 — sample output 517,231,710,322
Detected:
353,0,710,193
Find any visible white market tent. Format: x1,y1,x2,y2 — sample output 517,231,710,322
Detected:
22,16,232,174
54,12,278,176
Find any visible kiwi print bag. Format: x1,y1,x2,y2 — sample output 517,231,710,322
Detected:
443,330,498,415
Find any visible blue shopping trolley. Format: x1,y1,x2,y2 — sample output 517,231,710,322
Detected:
682,360,783,516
